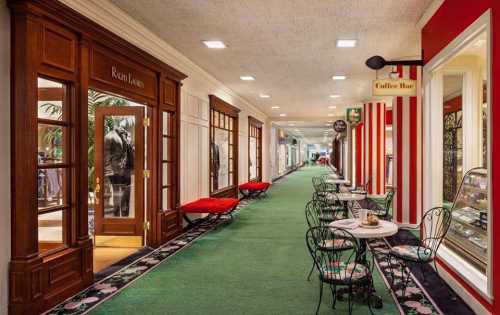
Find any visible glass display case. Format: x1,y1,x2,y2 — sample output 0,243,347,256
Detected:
446,167,488,272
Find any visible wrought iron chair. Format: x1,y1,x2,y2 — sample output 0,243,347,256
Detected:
312,176,336,194
306,226,374,315
350,177,371,196
305,200,351,281
388,207,452,295
369,189,395,220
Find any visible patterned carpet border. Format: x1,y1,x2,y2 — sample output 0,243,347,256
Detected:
44,199,253,315
351,201,443,315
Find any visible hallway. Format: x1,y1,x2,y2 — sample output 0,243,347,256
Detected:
90,167,397,315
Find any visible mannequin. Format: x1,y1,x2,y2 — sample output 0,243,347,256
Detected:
104,123,134,217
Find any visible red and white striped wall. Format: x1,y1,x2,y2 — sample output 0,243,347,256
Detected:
392,65,422,226
363,102,386,196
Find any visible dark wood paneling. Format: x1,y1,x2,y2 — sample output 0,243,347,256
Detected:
41,22,76,73
8,0,187,313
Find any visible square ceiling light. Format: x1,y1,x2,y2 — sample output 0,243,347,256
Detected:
260,94,271,98
336,39,357,48
240,76,255,81
279,113,287,117
271,106,280,109
329,94,341,98
332,75,347,80
202,40,226,49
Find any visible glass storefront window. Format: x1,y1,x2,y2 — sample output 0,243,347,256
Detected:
37,77,70,254
210,108,236,193
438,31,489,273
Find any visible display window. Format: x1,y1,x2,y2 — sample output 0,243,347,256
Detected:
423,12,491,297
209,95,240,198
248,116,263,181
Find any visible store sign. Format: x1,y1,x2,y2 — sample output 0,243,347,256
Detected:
333,120,347,133
90,47,157,100
372,78,417,96
111,66,145,89
346,108,362,125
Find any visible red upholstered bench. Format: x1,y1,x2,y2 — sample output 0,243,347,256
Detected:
239,181,271,199
180,197,240,226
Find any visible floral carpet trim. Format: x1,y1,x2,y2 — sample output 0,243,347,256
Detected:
45,199,252,315
368,239,442,315
350,201,442,315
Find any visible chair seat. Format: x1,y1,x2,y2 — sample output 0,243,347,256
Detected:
180,198,239,214
320,261,369,283
390,245,433,262
239,182,271,191
318,239,354,251
318,213,344,222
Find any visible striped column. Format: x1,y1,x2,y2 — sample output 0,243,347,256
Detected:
363,102,386,196
392,65,422,226
353,123,364,187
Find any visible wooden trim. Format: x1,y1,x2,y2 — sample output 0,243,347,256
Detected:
209,95,241,117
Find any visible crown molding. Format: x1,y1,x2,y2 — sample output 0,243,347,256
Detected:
417,0,445,30
58,0,267,120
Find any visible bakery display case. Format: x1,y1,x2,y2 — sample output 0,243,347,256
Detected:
446,167,488,272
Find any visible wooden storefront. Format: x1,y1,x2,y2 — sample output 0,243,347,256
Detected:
8,0,186,313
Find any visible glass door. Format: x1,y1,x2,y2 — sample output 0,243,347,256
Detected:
94,106,145,237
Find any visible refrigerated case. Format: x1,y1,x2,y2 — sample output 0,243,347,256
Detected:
446,167,488,272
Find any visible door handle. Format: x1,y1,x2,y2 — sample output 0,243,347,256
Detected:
95,177,101,205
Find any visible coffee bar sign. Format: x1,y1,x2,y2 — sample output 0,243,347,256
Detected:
111,66,145,89
373,78,417,96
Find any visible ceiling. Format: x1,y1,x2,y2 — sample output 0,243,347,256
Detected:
109,0,432,143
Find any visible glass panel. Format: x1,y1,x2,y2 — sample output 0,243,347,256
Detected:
162,112,170,136
38,124,65,165
162,188,169,211
249,137,257,180
38,168,66,210
229,117,233,131
442,74,463,204
213,111,219,128
38,210,64,254
212,128,229,191
162,137,170,161
38,77,64,121
103,115,136,218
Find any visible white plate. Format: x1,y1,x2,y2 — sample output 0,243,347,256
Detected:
359,223,381,229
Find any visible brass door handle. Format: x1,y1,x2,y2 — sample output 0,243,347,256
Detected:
95,177,100,205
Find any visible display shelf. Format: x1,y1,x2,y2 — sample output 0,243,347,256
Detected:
445,167,488,272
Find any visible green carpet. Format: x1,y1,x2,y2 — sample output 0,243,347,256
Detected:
92,166,399,315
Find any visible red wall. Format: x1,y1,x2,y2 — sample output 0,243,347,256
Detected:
422,0,499,313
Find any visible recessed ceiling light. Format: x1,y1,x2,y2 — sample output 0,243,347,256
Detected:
328,105,337,109
332,75,347,80
327,120,333,123
329,94,341,98
240,76,255,81
328,113,335,117
271,106,280,109
289,123,295,126
336,39,357,48
202,40,226,49
279,113,287,117
325,124,331,126
260,94,271,98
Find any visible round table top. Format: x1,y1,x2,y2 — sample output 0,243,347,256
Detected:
333,192,365,201
329,173,340,179
329,219,398,239
326,178,350,184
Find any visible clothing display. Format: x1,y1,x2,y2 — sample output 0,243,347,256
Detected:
104,127,134,217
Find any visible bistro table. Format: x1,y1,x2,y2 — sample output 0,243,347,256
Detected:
325,178,351,192
329,218,398,308
328,192,364,211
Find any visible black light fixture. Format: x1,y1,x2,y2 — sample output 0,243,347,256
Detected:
365,55,423,70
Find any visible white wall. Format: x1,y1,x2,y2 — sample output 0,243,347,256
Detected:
0,1,10,314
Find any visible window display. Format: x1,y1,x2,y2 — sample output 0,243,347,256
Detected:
37,77,69,254
248,116,262,181
209,95,239,197
446,168,488,272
